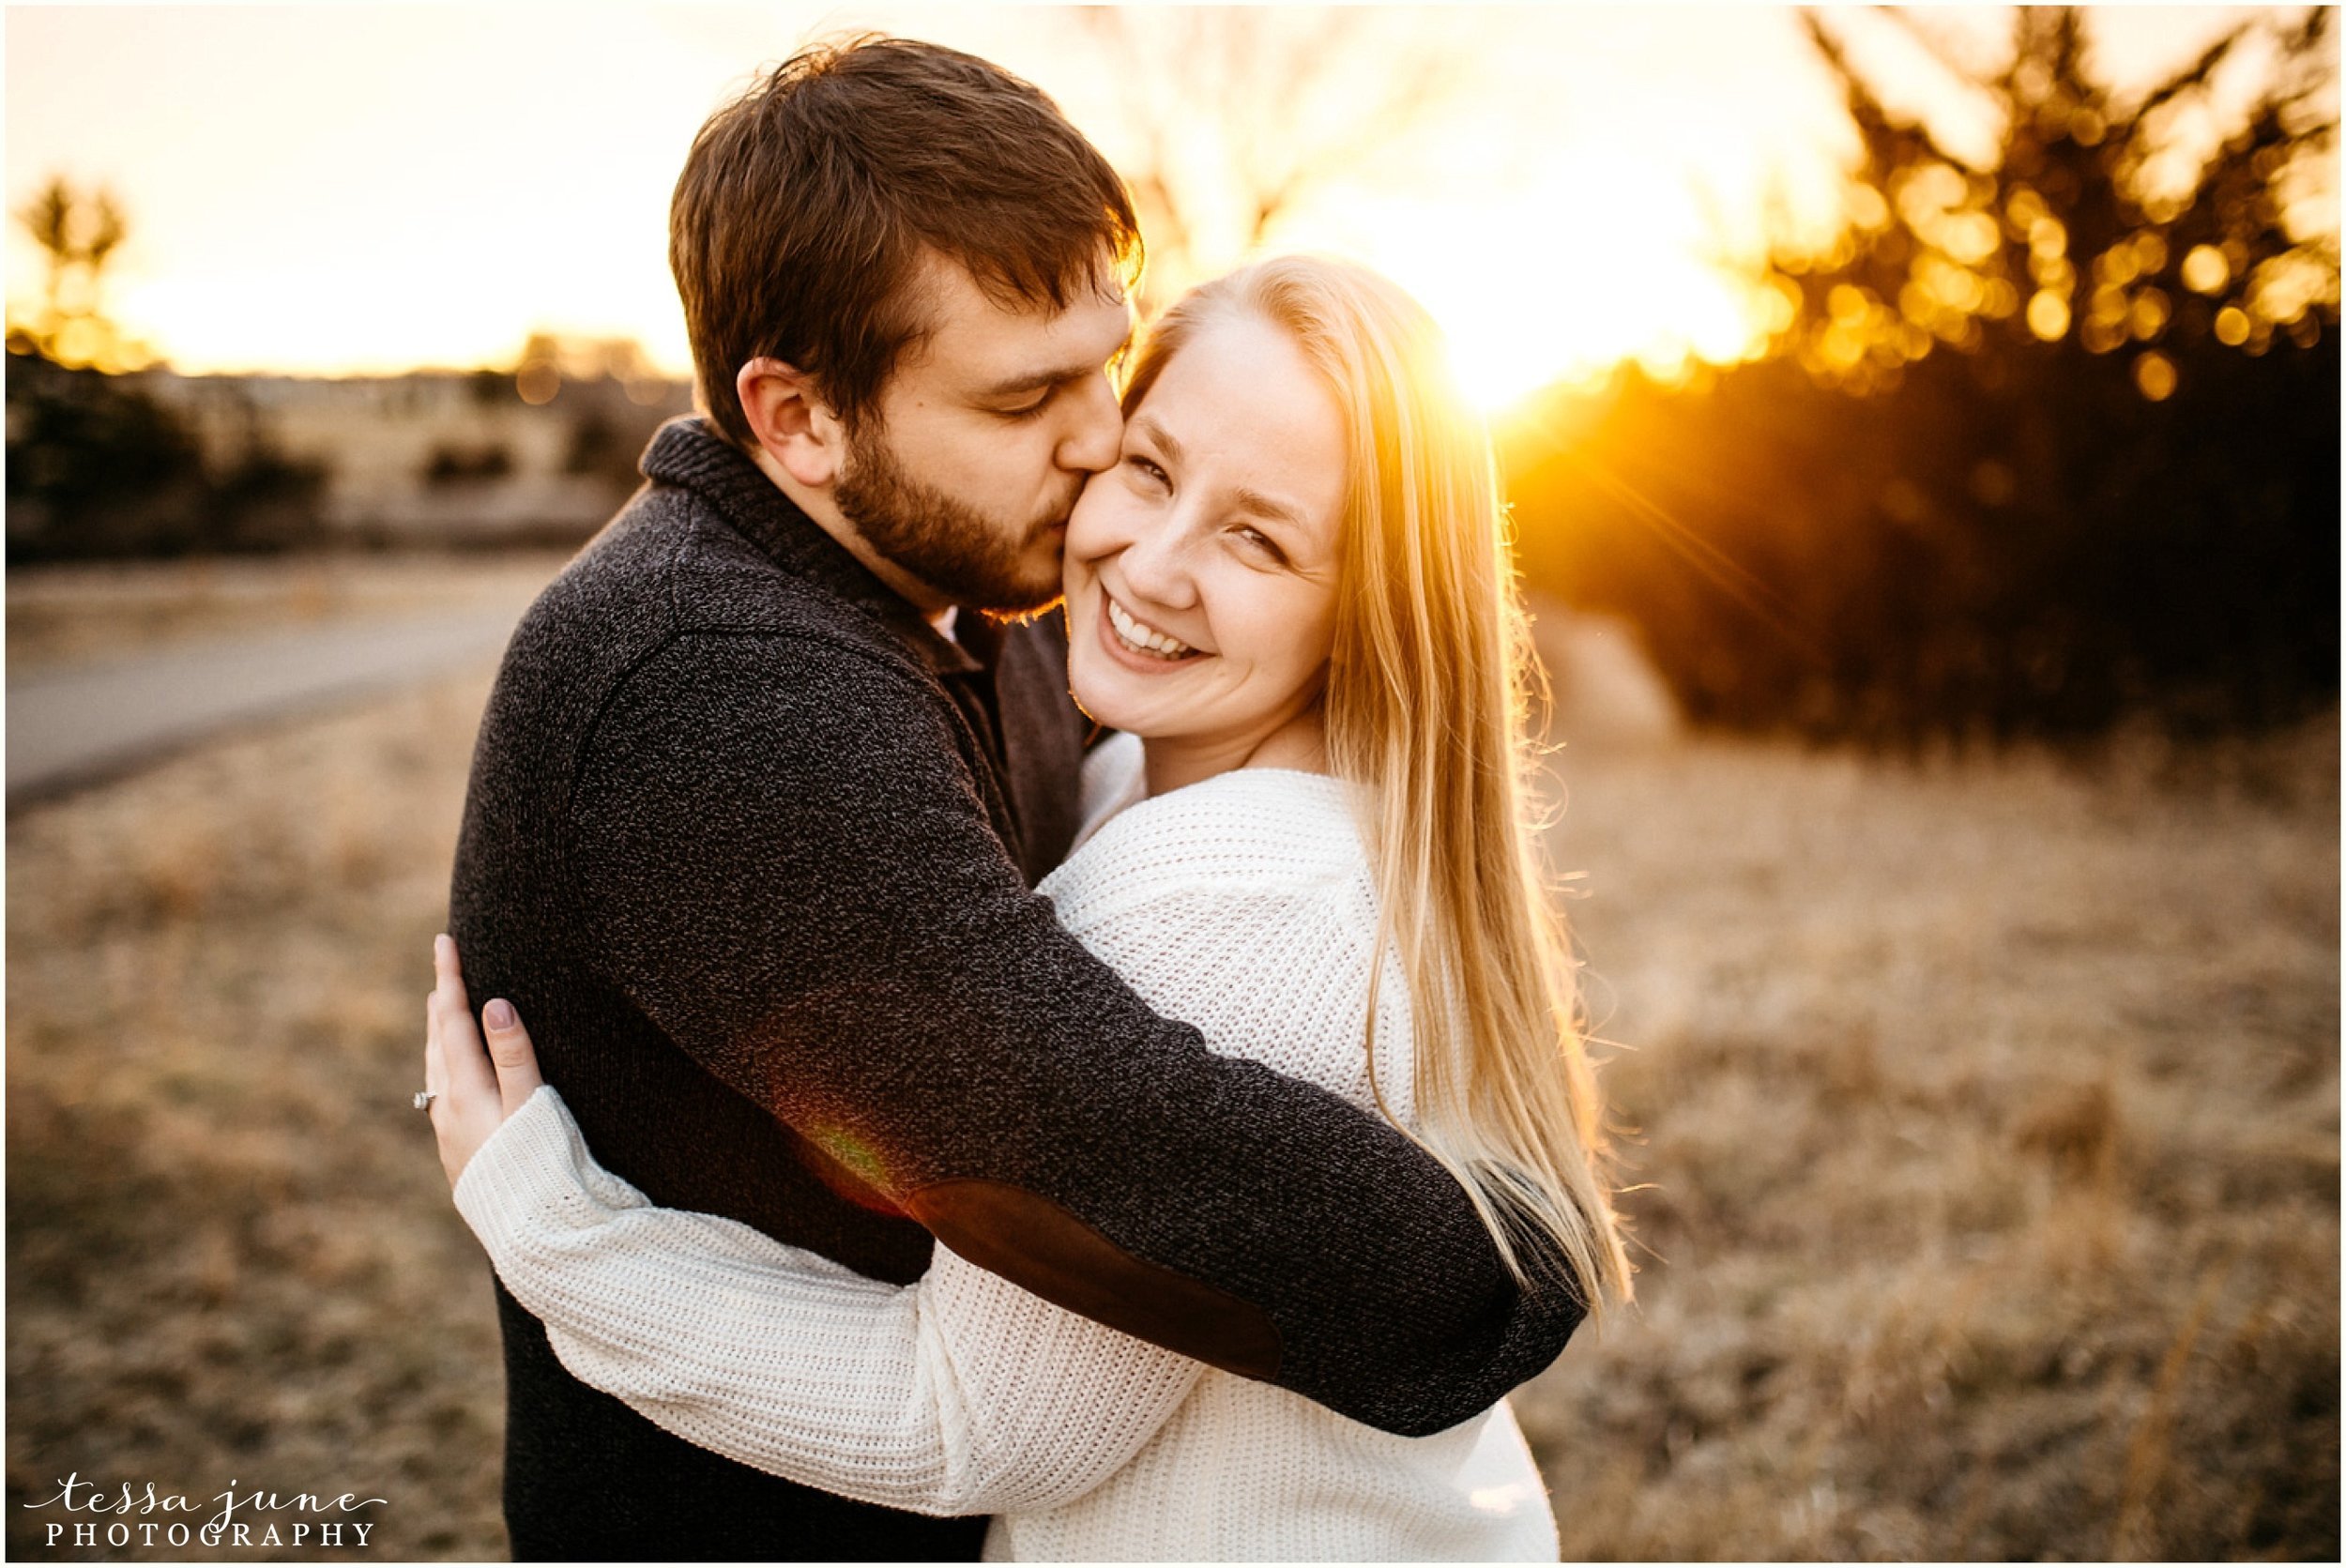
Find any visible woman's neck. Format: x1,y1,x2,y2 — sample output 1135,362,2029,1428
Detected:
1140,711,1329,798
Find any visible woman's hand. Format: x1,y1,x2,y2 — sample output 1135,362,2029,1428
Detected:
424,934,545,1188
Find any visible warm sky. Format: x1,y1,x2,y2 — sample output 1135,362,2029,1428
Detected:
3,5,2269,407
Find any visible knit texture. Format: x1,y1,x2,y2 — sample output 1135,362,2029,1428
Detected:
456,735,1562,1561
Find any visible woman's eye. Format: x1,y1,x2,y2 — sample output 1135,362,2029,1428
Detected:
1001,396,1051,421
1124,455,1170,489
1233,526,1287,564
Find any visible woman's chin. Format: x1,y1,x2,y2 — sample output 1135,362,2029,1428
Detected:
1069,670,1144,735
1072,660,1196,740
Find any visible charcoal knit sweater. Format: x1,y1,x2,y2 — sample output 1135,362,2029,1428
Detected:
447,418,1581,1561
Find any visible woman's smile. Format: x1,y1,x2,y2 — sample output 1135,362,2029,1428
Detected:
1100,588,1205,663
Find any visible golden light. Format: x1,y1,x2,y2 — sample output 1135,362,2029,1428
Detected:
2027,290,2071,341
16,5,2318,407
2130,288,2171,340
1820,321,1866,372
1914,254,1975,313
2134,350,2177,401
1894,162,1967,232
1429,270,1768,413
53,317,103,365
2215,305,2252,345
2182,244,2231,295
1943,212,2000,265
1368,167,1773,413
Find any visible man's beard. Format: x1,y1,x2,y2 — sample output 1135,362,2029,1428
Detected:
833,424,1069,617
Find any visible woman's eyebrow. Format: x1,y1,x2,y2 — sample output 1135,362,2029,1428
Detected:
1230,487,1306,528
1130,414,1183,463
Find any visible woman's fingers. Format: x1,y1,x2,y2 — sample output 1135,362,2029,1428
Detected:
427,934,519,1187
431,928,546,1115
432,936,500,1105
425,988,446,1104
434,931,469,1014
480,997,546,1118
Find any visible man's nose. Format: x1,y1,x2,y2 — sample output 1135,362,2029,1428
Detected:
1055,373,1124,476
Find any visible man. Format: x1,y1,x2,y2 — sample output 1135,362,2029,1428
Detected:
449,36,1580,1561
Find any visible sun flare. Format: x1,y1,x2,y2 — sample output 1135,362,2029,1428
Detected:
1350,175,1775,415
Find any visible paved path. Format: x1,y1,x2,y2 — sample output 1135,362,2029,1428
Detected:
6,605,524,806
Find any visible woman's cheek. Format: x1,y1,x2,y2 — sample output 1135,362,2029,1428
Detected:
1257,587,1335,699
1060,547,1095,604
1066,475,1133,559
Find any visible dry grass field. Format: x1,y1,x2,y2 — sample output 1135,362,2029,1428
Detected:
6,558,2338,1561
1522,714,2338,1560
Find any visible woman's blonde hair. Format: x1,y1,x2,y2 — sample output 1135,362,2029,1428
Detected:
1120,255,1633,1317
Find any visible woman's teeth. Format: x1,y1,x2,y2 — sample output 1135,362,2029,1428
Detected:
1106,596,1196,660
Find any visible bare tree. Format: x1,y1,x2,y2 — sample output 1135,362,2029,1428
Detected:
1066,7,1475,312
1766,5,2338,391
10,175,140,371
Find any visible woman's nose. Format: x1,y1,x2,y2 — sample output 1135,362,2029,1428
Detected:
1118,510,1199,609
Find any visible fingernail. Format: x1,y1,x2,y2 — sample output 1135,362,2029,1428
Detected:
434,934,451,959
484,999,516,1031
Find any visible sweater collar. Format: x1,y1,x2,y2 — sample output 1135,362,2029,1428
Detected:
639,416,986,678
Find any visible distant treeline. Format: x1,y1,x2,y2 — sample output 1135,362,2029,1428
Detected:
1506,333,2338,744
1507,8,2338,742
4,348,684,562
4,350,330,559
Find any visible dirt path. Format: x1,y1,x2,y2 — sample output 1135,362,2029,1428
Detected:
6,606,525,806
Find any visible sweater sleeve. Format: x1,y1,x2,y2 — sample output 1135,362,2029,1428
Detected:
568,635,1581,1437
455,1087,1201,1515
452,840,1387,1513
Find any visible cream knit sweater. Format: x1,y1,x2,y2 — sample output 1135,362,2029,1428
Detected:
453,734,1561,1561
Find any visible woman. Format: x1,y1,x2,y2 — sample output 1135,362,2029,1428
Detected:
427,255,1632,1560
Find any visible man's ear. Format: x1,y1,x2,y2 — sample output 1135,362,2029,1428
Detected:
737,358,847,488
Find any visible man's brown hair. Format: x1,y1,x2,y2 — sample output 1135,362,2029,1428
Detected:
671,36,1142,449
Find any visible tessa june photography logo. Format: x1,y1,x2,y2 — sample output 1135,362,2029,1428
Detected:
21,1475,388,1554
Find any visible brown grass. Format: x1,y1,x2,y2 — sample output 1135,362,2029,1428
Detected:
6,561,2337,1561
1518,715,2340,1560
8,662,510,1560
